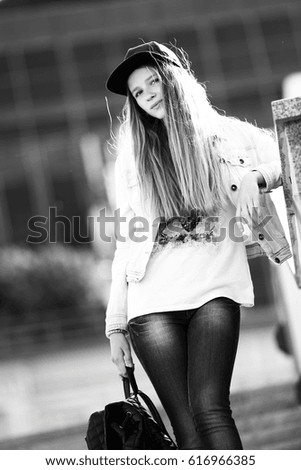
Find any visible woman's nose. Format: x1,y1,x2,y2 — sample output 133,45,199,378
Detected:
147,92,156,102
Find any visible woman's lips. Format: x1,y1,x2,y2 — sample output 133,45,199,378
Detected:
151,100,162,109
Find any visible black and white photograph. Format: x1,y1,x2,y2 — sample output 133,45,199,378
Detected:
0,0,301,466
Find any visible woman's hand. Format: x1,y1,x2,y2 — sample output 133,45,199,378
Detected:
235,171,264,230
110,333,134,377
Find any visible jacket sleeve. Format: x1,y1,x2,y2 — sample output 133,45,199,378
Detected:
249,126,282,192
105,157,134,337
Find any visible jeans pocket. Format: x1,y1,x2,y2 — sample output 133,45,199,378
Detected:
128,316,147,336
128,313,160,337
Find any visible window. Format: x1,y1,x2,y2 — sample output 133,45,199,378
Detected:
0,55,15,109
165,29,204,78
50,176,89,245
0,126,21,172
5,178,33,244
86,114,108,139
24,48,63,104
260,85,282,128
36,117,71,174
36,116,69,138
214,20,254,79
260,14,298,73
0,124,20,145
227,88,263,124
73,40,107,97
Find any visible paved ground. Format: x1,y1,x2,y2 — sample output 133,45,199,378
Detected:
0,308,298,449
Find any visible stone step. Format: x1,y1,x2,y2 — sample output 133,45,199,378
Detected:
232,382,301,449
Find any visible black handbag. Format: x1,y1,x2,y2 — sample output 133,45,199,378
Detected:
85,366,177,450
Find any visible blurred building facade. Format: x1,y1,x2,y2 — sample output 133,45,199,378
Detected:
1,1,301,445
0,0,300,247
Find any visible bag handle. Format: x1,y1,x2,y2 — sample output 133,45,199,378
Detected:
125,366,139,395
122,367,137,398
122,375,131,399
123,366,172,437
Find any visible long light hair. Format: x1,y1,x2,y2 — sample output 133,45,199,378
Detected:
114,46,267,219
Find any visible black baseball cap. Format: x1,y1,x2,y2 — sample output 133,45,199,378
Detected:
106,41,182,96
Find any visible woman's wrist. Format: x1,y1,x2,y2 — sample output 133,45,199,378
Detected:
107,329,128,338
250,170,266,188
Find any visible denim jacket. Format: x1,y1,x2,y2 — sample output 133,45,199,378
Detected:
105,126,292,336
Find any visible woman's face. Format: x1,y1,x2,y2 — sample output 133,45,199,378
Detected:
127,66,165,120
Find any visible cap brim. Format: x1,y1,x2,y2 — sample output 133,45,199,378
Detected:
106,51,177,96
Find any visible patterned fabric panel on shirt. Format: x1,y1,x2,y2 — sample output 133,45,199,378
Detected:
152,209,221,255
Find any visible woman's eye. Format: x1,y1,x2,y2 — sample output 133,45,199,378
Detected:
135,90,142,98
151,78,159,85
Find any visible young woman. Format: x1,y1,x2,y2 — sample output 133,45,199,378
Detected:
104,41,291,450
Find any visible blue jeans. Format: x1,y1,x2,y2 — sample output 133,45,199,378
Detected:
128,297,243,450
